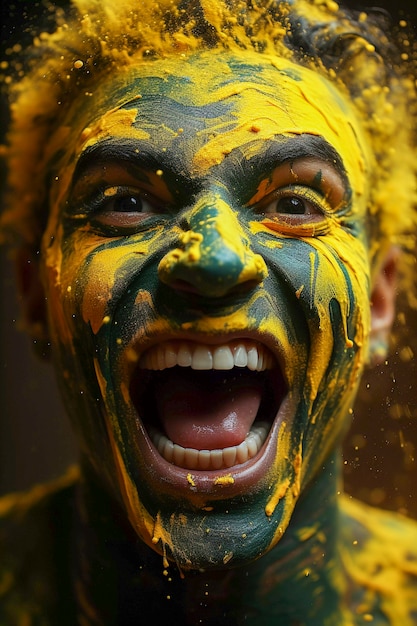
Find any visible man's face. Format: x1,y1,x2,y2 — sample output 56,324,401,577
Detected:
41,51,372,568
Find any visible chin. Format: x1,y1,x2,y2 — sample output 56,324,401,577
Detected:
99,334,306,570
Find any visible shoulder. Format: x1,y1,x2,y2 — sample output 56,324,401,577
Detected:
0,467,79,624
339,495,417,626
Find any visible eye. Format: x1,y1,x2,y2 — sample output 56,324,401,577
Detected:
258,185,329,219
80,185,169,235
275,196,312,215
101,187,153,214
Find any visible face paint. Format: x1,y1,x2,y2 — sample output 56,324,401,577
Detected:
40,50,373,569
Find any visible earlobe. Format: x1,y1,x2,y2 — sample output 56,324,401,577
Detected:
15,246,51,360
368,247,399,366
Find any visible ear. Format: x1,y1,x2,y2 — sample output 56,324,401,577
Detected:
15,246,50,359
368,247,398,366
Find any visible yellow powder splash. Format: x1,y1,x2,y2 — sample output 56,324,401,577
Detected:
0,0,416,298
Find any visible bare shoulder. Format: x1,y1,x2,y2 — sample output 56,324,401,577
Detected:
0,467,79,624
339,495,417,625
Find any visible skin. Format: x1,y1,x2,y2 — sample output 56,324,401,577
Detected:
42,50,371,561
2,49,417,624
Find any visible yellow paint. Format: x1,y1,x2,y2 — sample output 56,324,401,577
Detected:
191,61,369,199
187,473,196,487
292,447,302,499
223,552,233,564
297,523,320,543
340,496,417,625
76,106,149,154
265,478,291,517
158,231,203,273
1,0,415,297
264,421,296,519
158,195,267,288
213,474,235,486
1,2,416,606
0,466,79,518
78,233,164,335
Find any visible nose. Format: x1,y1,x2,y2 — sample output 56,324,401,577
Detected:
158,195,267,298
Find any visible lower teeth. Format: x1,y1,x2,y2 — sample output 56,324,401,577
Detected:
150,422,270,470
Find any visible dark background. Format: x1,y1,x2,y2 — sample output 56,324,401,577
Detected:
1,0,417,520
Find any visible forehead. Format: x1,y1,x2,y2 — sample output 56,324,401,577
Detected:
61,51,370,192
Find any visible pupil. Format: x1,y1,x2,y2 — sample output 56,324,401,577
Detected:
277,197,305,215
115,196,141,212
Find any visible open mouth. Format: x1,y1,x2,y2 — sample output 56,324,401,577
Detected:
129,339,287,472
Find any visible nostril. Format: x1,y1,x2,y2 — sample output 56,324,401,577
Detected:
167,279,202,295
163,277,262,297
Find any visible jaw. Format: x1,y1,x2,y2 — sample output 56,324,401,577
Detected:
102,335,304,569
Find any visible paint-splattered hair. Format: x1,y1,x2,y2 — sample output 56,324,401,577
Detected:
1,0,416,275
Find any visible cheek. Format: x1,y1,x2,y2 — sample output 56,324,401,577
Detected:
46,226,166,339
80,245,134,335
261,226,371,414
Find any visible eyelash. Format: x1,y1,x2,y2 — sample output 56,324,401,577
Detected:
254,184,332,218
83,186,157,214
67,177,338,239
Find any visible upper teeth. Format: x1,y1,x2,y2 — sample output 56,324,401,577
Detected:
139,340,274,371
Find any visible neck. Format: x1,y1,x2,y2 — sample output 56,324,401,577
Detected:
72,452,347,625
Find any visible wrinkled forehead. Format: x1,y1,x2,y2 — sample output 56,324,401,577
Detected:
55,51,371,196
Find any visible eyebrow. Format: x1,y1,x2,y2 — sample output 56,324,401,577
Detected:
71,133,349,206
240,135,347,181
212,133,349,205
72,139,167,183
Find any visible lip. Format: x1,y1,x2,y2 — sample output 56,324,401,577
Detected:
119,332,293,501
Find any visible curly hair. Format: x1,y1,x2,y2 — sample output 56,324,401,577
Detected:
1,0,416,275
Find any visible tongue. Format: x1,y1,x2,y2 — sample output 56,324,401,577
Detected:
154,369,264,450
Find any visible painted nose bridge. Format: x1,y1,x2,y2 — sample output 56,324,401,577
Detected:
158,196,267,298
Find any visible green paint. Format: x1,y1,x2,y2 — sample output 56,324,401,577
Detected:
1,0,417,623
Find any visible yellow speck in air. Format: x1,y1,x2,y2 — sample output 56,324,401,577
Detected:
73,59,84,69
156,169,163,176
187,473,196,486
202,506,214,511
66,285,72,293
116,337,122,345
102,315,111,324
126,347,139,363
214,474,235,486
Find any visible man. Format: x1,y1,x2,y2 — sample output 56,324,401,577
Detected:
1,0,416,623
